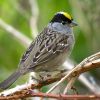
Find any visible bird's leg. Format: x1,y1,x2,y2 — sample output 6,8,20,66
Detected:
30,69,68,83
30,75,42,83
39,69,68,81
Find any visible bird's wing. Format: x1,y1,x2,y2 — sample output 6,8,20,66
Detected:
19,27,69,68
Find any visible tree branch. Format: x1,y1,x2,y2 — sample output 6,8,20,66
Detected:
47,52,100,93
0,92,100,100
0,18,31,47
0,71,66,96
29,0,39,38
0,52,100,99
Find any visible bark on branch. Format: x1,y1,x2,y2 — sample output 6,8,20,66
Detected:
0,52,100,99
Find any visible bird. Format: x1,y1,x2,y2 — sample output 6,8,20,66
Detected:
0,11,77,90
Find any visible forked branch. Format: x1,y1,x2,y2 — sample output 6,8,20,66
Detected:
0,52,100,99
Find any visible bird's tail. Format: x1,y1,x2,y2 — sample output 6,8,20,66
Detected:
0,70,22,90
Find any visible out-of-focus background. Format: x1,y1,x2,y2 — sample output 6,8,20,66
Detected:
0,0,100,94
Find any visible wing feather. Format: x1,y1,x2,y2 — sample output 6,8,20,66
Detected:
19,27,69,69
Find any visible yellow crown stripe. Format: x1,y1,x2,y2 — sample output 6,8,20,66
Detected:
60,12,72,20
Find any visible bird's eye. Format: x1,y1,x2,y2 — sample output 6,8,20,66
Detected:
61,21,66,25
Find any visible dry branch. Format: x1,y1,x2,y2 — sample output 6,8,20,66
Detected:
0,92,100,100
0,75,65,100
47,52,100,93
0,52,100,99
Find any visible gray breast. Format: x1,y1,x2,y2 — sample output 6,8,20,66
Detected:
36,26,74,71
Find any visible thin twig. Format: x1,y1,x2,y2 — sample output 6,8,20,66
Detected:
47,52,100,93
0,92,100,100
63,76,77,94
63,60,100,94
29,0,39,38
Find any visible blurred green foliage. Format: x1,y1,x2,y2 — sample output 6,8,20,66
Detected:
0,0,100,93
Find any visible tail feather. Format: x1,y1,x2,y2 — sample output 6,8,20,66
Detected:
0,70,22,90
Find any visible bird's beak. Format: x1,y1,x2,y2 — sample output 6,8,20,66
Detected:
70,20,78,27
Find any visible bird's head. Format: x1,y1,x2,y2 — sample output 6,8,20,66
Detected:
50,12,77,27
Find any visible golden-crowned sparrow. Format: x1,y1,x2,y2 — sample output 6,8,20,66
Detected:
0,12,77,90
